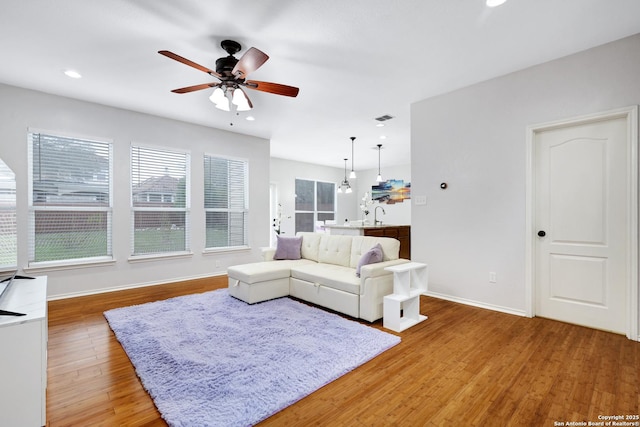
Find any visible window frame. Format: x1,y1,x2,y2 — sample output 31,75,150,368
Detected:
294,178,336,233
130,143,191,259
27,129,114,269
0,159,17,270
203,153,249,252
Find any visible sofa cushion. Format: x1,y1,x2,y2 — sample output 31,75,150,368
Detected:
298,232,322,262
318,235,353,267
274,235,302,260
227,259,313,284
349,236,400,268
290,263,361,294
356,243,383,277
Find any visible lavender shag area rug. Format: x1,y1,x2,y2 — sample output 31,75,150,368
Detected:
104,289,400,427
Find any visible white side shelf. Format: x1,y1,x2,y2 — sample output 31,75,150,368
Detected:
385,262,428,296
383,262,428,332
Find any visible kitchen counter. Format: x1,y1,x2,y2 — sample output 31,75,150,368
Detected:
324,224,411,230
325,224,411,259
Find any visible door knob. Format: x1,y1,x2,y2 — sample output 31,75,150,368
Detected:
537,230,546,237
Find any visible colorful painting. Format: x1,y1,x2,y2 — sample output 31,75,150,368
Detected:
372,179,411,204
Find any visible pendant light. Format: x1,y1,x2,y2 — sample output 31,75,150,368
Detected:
376,144,383,182
349,137,357,179
338,158,352,193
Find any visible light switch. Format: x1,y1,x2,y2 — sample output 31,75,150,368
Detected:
414,195,427,205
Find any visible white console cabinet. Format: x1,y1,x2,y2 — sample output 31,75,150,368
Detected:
0,276,47,427
383,262,427,332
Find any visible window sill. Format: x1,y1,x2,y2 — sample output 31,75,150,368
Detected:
127,251,194,263
203,246,251,255
25,257,116,273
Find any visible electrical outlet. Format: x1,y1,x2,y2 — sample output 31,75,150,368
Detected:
489,272,497,283
215,260,221,268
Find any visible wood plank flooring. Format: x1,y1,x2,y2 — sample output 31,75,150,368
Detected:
46,276,639,426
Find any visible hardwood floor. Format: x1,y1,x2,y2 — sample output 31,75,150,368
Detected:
46,277,639,426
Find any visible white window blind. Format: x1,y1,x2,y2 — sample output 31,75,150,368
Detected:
28,132,112,265
131,145,189,256
0,159,17,269
204,155,248,249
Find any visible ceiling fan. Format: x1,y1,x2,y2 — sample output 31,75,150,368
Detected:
158,40,299,111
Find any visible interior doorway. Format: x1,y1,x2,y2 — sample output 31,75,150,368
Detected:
525,106,638,340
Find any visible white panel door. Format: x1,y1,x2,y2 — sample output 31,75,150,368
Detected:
534,116,628,334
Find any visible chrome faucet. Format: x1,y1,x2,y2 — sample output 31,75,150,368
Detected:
374,206,386,225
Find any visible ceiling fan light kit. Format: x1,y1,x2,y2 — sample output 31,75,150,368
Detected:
231,88,252,111
209,87,228,110
214,98,230,111
159,40,299,112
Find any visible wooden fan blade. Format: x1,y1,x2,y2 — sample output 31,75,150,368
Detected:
171,83,220,94
158,50,221,78
232,47,269,78
245,80,299,97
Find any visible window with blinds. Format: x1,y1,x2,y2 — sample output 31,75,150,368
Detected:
295,179,335,233
0,159,17,269
28,131,113,265
131,145,190,256
204,155,248,249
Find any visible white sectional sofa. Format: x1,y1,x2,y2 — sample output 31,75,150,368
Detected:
227,232,410,322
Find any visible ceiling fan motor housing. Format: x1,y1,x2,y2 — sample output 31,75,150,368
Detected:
215,39,241,76
215,56,239,76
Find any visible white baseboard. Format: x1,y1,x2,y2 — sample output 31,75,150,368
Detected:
425,291,528,318
47,272,227,301
426,292,640,342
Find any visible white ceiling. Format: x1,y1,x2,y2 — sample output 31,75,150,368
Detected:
2,0,640,170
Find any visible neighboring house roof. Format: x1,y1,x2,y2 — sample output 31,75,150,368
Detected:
132,175,179,195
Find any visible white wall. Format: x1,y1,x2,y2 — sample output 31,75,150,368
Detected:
411,33,640,317
0,83,271,298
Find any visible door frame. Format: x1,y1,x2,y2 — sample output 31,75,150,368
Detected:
525,106,639,341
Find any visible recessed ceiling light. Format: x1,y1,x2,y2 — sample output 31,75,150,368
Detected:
245,116,255,121
486,0,507,7
64,70,82,79
376,123,385,127
380,135,387,140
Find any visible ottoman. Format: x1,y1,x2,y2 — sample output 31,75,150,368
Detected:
227,259,313,304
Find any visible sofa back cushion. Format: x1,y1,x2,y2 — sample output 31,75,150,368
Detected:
349,236,400,268
297,232,400,269
318,235,353,267
297,232,322,262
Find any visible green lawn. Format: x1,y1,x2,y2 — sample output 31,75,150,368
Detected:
31,227,240,262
